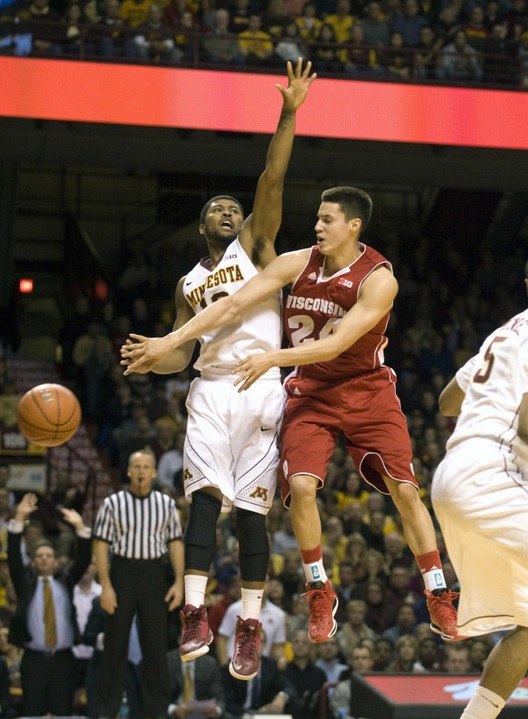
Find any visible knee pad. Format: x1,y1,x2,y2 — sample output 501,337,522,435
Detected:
183,492,222,572
236,509,270,582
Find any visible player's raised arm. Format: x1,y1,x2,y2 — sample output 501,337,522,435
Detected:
239,59,316,268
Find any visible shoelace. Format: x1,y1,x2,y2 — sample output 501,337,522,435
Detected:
183,610,205,637
304,587,331,622
236,625,259,659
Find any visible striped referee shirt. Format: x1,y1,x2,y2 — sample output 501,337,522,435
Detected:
93,489,182,559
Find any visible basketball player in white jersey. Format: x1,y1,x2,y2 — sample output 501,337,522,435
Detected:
126,60,315,681
431,265,528,719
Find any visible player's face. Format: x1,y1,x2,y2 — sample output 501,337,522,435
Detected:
201,200,244,246
314,201,359,254
127,452,156,496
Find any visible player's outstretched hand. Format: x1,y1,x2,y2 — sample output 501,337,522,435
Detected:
120,335,172,375
276,57,316,112
233,352,275,392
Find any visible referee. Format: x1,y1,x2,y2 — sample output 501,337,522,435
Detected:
93,448,184,719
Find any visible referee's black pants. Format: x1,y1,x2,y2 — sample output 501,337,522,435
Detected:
97,555,170,718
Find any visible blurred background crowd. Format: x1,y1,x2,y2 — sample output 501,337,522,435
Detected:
1,0,528,88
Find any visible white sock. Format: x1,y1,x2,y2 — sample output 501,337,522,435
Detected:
303,560,328,585
241,587,264,620
184,574,208,608
460,685,505,719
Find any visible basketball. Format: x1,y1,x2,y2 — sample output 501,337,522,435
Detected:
17,383,82,447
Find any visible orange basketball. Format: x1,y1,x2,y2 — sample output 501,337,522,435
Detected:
17,383,81,447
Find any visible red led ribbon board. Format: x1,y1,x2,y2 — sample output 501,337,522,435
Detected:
350,673,528,719
1,57,528,150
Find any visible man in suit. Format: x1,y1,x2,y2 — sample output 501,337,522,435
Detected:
7,491,92,717
166,648,226,718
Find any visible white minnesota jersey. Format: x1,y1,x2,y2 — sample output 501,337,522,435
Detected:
183,238,281,378
446,308,528,471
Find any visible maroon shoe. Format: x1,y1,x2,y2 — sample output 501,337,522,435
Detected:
425,589,459,640
229,617,262,680
179,604,213,661
303,580,338,644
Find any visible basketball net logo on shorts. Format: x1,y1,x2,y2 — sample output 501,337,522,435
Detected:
249,486,268,502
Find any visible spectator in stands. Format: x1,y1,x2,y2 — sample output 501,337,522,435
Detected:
284,629,327,719
518,29,528,86
464,5,489,51
443,643,471,673
275,549,305,609
467,636,492,674
362,0,390,46
364,578,396,636
13,0,65,54
229,0,252,34
325,0,357,42
438,27,483,80
265,0,291,41
0,379,20,429
173,9,197,61
310,21,342,72
343,22,386,75
89,0,137,59
72,558,102,703
433,5,463,47
201,8,245,64
337,599,378,661
134,2,181,62
380,29,412,76
0,625,22,708
314,636,348,687
391,634,419,671
329,644,374,719
381,602,418,644
7,493,92,717
162,0,197,29
119,0,153,29
482,21,518,83
271,511,298,556
372,637,394,671
238,12,274,65
295,1,322,40
502,0,528,36
390,0,429,46
413,635,442,672
274,17,307,62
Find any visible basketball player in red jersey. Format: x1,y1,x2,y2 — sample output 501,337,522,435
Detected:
121,186,458,644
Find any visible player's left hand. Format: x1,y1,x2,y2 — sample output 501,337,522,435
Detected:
277,57,316,112
120,335,170,375
233,353,275,391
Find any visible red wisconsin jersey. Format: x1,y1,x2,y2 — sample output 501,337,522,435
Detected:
284,244,392,380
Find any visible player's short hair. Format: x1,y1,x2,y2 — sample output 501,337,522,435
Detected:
321,186,373,234
199,195,243,224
